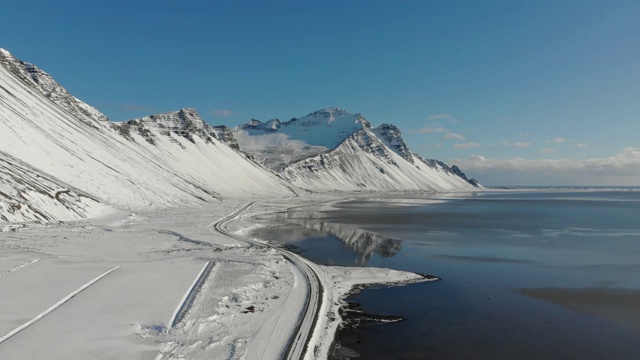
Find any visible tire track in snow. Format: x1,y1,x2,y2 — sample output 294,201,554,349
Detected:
167,261,215,329
0,258,40,278
0,265,120,345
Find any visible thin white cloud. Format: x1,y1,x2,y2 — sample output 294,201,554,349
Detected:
468,154,487,161
502,141,532,147
455,147,640,186
577,144,589,148
454,142,480,149
540,147,556,154
548,137,568,143
428,113,459,123
418,126,448,134
444,132,466,140
210,109,233,117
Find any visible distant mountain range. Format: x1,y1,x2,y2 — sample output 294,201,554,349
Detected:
0,48,478,223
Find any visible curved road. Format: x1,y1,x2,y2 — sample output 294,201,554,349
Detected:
210,202,323,360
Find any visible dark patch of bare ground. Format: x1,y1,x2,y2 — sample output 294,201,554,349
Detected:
517,287,640,334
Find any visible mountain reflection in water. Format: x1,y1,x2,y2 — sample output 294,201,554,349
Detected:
252,207,402,266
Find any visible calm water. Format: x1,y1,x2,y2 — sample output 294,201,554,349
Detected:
252,190,640,359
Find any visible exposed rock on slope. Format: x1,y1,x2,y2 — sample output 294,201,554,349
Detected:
0,48,108,125
281,127,477,191
210,125,240,150
0,48,293,223
0,151,111,224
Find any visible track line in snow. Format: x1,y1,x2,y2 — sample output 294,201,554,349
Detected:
0,258,40,278
0,265,121,345
167,261,214,330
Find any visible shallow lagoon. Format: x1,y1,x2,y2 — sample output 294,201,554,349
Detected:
252,190,640,359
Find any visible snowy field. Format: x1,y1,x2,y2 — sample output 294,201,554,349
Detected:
0,196,429,360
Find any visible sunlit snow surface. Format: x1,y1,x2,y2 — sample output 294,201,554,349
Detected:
0,198,428,360
0,47,459,359
0,48,292,223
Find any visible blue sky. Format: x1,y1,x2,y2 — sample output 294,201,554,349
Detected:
1,0,639,185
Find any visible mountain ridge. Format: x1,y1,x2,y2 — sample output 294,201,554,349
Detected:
0,48,294,224
0,47,479,224
233,107,479,190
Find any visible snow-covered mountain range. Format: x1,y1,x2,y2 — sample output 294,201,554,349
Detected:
233,108,479,191
0,48,478,223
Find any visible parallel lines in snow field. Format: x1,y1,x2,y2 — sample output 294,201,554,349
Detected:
0,265,121,345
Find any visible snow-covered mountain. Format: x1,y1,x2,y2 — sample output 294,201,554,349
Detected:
234,108,480,191
0,48,478,223
0,48,293,223
233,108,368,171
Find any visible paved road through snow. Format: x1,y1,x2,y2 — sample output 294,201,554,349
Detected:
210,202,323,360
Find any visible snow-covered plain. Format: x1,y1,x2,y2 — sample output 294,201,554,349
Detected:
0,197,431,360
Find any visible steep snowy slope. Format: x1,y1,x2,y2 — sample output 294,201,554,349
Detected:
0,48,108,125
282,127,478,191
0,48,293,222
374,123,480,186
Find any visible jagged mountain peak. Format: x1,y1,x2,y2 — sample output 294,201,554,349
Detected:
306,107,349,118
373,124,413,164
235,107,371,151
118,107,216,145
281,125,479,191
127,108,205,130
238,118,281,132
231,107,480,189
297,107,370,127
117,107,243,150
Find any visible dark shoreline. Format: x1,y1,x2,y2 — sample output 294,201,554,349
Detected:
329,276,440,360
